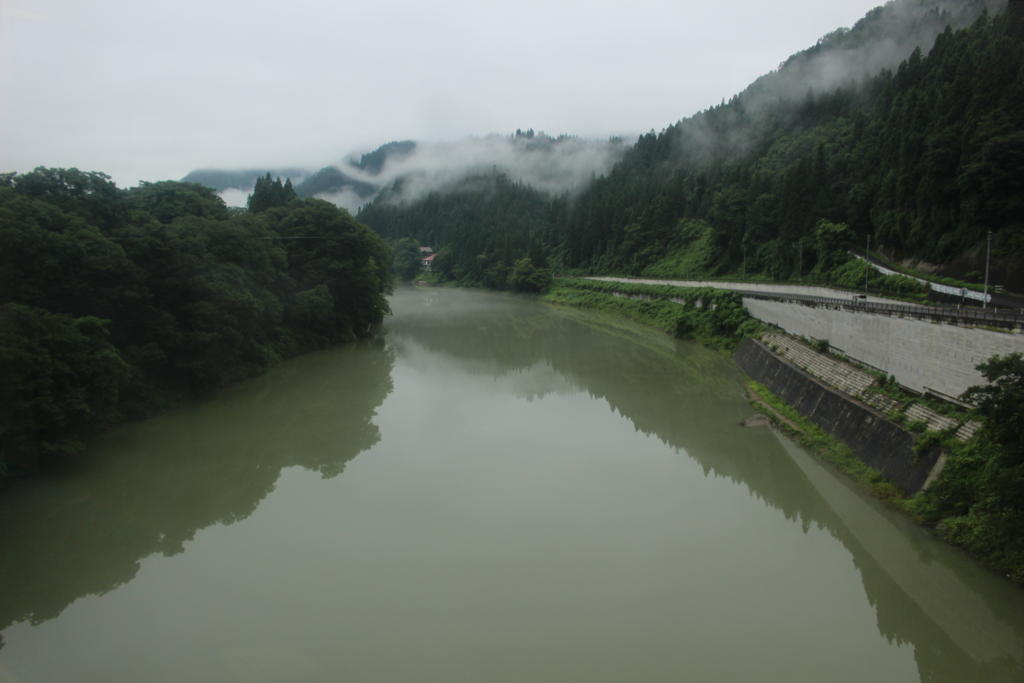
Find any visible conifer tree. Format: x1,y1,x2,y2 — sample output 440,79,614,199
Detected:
247,174,296,213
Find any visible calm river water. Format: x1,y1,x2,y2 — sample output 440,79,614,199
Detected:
2,286,1023,682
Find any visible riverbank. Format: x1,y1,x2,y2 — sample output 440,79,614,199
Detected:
543,279,917,497
542,276,1024,586
737,340,938,496
543,278,762,349
745,380,904,502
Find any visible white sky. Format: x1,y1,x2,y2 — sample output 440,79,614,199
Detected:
0,0,884,187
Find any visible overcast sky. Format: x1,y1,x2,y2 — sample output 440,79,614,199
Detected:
1,0,885,187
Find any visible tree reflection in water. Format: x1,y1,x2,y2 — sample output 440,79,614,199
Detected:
0,339,393,631
387,287,1024,683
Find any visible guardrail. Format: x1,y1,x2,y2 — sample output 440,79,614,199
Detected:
592,276,1024,329
851,253,992,303
738,289,1024,329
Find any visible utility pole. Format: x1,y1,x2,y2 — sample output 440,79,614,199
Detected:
984,230,992,309
865,234,870,293
795,241,803,279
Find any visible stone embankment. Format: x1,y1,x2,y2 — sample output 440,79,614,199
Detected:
742,298,1023,400
735,337,944,494
760,332,980,442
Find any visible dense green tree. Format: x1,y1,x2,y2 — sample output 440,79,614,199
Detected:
507,257,552,293
391,237,423,281
0,170,392,480
917,352,1024,581
6,167,126,230
964,353,1024,462
266,199,392,345
812,219,855,274
289,284,336,344
247,173,297,212
127,181,228,223
0,190,136,320
430,246,456,280
0,304,129,473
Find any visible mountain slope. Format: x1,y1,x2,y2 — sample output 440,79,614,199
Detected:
563,0,1022,285
357,0,1024,291
293,166,378,200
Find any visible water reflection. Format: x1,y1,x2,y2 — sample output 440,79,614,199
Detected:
387,287,1024,682
0,340,393,632
2,287,1023,683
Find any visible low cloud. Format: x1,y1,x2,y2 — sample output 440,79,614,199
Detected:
337,133,627,207
747,0,1007,111
218,187,250,208
313,187,369,213
665,0,1008,164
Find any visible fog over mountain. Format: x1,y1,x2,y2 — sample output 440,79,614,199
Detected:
747,0,1006,105
345,133,626,206
12,0,906,187
658,0,1009,166
188,132,626,212
179,0,1006,212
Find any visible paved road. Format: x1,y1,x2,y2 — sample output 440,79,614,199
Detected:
586,277,901,304
855,252,1024,309
583,276,1024,329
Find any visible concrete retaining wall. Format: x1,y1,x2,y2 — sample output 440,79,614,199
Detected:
743,298,1024,399
734,338,939,494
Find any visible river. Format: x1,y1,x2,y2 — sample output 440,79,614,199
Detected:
1,286,1022,682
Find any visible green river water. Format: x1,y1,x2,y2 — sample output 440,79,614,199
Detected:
1,286,1023,682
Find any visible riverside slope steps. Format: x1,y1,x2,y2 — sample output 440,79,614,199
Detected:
760,332,980,442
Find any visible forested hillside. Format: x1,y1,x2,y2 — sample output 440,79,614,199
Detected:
360,173,565,290
0,169,392,480
358,0,1024,291
292,140,417,199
